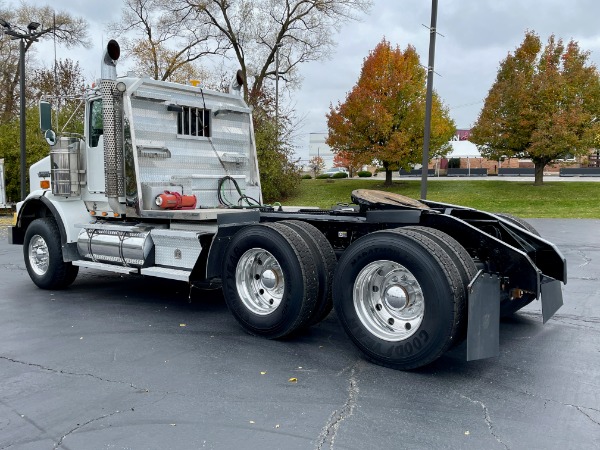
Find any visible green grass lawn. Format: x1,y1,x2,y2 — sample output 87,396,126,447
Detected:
283,179,600,218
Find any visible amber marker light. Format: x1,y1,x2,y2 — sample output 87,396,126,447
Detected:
40,180,50,189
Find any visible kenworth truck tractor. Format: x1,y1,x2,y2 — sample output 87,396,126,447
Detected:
9,40,566,370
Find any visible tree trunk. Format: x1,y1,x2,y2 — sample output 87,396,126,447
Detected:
384,169,393,186
534,161,545,186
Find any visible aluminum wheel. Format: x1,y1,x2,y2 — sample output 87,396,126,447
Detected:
235,248,285,315
353,260,425,341
28,234,50,276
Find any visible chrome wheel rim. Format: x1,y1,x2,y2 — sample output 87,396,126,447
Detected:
235,248,284,315
353,260,424,341
28,234,50,276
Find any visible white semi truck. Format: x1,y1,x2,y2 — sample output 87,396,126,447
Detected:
9,41,567,370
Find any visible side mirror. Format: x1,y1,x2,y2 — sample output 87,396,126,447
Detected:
39,101,52,132
44,129,57,146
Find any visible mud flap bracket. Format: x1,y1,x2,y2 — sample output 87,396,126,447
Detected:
467,271,500,361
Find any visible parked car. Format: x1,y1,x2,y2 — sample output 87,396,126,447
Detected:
324,167,348,177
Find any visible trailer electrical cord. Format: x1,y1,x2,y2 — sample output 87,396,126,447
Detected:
217,176,262,208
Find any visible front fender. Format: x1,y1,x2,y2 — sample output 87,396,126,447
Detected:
12,192,91,258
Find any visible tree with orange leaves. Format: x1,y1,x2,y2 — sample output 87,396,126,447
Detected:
327,38,455,186
333,151,361,177
471,31,600,185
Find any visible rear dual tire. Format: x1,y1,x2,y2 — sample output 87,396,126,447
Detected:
222,223,320,338
333,228,468,370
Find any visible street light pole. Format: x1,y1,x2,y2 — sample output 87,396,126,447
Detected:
420,0,439,200
18,37,26,201
1,19,44,201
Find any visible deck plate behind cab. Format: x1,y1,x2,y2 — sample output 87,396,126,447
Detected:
351,189,430,209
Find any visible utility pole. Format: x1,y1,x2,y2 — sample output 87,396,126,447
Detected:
420,0,439,200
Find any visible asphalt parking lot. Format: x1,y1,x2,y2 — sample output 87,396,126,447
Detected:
0,219,598,449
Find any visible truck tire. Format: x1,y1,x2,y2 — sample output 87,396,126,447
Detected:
496,213,540,236
222,223,318,339
278,220,336,326
332,229,464,370
23,217,79,290
403,226,477,346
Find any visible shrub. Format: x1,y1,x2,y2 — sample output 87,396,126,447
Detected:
301,174,312,179
357,170,372,177
316,174,330,179
332,172,348,178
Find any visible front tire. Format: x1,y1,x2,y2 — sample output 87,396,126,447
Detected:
333,229,464,370
23,217,78,290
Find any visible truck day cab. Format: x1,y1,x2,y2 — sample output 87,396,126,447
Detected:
9,41,566,370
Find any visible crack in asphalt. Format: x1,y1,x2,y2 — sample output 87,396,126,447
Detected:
315,366,360,450
0,356,148,392
0,264,25,271
459,394,509,450
577,250,592,268
572,406,600,426
518,389,600,427
53,409,124,449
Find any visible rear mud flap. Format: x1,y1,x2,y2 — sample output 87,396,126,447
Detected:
541,278,563,324
467,271,500,361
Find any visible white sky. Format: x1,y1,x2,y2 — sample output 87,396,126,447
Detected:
25,0,600,160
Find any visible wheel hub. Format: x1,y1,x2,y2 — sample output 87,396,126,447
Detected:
261,269,278,290
28,235,50,276
353,260,425,341
383,285,408,311
235,248,284,315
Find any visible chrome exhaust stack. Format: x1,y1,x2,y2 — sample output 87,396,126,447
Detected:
101,40,125,214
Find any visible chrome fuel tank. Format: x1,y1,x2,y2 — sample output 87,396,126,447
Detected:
77,224,154,267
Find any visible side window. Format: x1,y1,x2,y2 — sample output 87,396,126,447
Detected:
89,100,103,147
177,106,210,138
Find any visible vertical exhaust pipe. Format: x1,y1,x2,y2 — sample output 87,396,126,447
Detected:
101,40,125,214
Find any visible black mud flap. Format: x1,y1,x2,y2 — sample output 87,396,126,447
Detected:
467,271,500,361
541,278,563,324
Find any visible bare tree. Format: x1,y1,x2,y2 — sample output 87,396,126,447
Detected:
184,0,372,100
109,0,230,82
0,2,89,122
